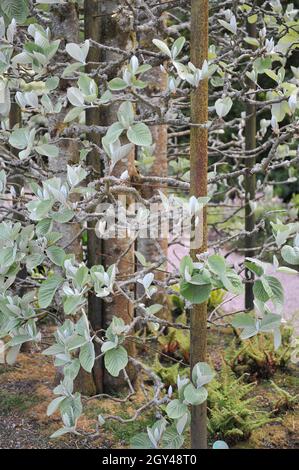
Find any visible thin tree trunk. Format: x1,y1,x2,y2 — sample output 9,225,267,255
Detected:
244,21,257,311
84,0,104,394
137,25,169,319
50,3,96,396
189,0,209,450
10,101,31,352
100,1,136,393
49,3,82,257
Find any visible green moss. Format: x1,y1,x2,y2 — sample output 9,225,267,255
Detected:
105,416,155,445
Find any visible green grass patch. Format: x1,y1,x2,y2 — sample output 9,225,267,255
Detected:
0,390,40,414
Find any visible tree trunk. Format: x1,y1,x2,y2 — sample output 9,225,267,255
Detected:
99,1,136,393
50,3,96,396
84,0,104,394
189,0,209,450
9,101,31,352
244,21,257,311
137,25,169,319
49,3,82,256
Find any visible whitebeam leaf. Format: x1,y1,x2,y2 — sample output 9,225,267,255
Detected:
79,341,95,373
38,275,63,308
67,87,85,107
66,40,90,64
127,123,152,147
104,345,128,377
215,97,233,118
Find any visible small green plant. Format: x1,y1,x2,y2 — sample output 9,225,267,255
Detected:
157,312,190,362
226,327,293,379
270,380,299,415
207,363,275,444
153,356,188,387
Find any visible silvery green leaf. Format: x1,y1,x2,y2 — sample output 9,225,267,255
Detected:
192,362,215,388
131,433,153,449
0,17,5,39
6,345,21,365
176,412,188,435
51,208,74,223
45,76,59,91
99,90,112,104
265,275,284,312
117,101,135,128
67,165,87,187
213,440,229,449
146,304,163,315
98,415,105,426
43,343,65,356
245,257,265,276
8,335,32,347
140,272,154,289
109,77,128,90
47,396,66,417
259,313,281,333
253,279,271,302
215,97,233,118
281,245,299,265
240,325,259,340
127,123,152,147
38,275,63,308
244,36,259,47
64,106,84,123
130,55,139,74
66,40,89,64
171,37,185,59
36,144,59,158
9,128,30,149
67,87,85,107
161,427,184,449
104,345,128,377
231,314,255,329
277,266,297,274
152,39,171,57
46,246,66,267
0,170,7,193
63,295,84,316
79,341,95,373
0,246,16,268
183,383,208,405
218,16,237,34
2,0,29,24
135,251,149,267
108,141,134,169
67,335,87,352
103,122,124,145
50,427,73,439
207,254,226,276
273,328,282,351
78,74,97,102
101,340,118,353
62,62,82,78
166,399,188,419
